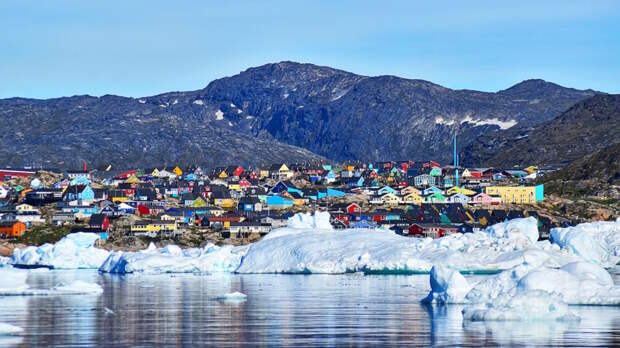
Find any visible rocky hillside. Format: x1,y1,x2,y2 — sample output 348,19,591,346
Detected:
0,96,323,170
542,142,620,199
462,94,620,168
0,61,599,169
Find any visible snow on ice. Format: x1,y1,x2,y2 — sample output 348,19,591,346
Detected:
422,260,620,321
99,243,247,274
550,218,620,267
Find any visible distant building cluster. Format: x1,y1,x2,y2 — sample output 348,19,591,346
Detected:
0,161,548,241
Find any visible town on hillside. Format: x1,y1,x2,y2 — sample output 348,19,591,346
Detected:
0,158,557,250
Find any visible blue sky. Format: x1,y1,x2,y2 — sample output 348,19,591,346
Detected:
1,0,619,98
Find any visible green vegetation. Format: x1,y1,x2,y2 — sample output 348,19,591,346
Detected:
15,224,78,246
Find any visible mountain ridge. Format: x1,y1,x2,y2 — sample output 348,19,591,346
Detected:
0,61,602,169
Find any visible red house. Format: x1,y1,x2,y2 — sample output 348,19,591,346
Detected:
239,178,252,189
88,214,110,231
346,203,361,214
137,205,151,216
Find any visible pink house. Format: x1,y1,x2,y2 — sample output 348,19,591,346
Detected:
472,192,494,205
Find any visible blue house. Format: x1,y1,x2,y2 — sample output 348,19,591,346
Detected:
270,181,289,194
327,188,345,197
266,195,294,209
64,185,95,201
184,173,197,181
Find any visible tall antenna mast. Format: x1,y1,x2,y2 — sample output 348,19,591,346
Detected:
454,134,459,187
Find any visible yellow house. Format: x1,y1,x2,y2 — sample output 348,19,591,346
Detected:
447,186,476,196
346,165,355,172
401,192,423,205
279,164,292,179
485,185,544,204
227,183,241,192
192,196,208,208
173,166,183,176
151,168,160,177
380,192,400,206
212,195,234,209
259,168,270,179
524,166,538,174
218,171,229,179
400,186,421,196
131,220,177,235
125,174,140,184
111,195,128,203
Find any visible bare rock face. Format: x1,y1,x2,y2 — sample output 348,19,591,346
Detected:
463,94,620,168
0,61,598,169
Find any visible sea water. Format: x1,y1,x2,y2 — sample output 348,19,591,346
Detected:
0,269,619,347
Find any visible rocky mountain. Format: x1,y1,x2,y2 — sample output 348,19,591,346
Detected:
0,61,600,169
462,94,620,168
0,96,323,170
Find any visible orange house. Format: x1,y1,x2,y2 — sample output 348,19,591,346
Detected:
0,221,27,238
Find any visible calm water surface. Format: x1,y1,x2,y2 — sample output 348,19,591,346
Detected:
1,269,619,347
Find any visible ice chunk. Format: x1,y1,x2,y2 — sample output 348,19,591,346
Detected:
422,266,472,304
462,291,577,321
465,261,620,306
52,281,103,295
217,291,247,302
11,233,109,269
0,323,23,335
99,243,247,274
550,220,620,267
485,217,539,244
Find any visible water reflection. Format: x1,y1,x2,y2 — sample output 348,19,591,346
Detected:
0,271,618,346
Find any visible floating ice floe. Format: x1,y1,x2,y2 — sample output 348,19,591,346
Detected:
0,268,102,296
11,233,110,269
0,323,23,335
216,291,247,302
549,218,620,267
422,260,620,321
99,243,247,274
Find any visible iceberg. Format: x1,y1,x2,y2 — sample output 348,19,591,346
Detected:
550,219,620,267
11,233,109,269
462,291,577,321
237,216,567,274
99,243,247,274
216,291,247,302
422,265,472,304
465,261,620,306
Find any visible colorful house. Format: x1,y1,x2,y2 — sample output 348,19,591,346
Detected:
266,195,294,209
485,185,544,204
0,220,26,238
